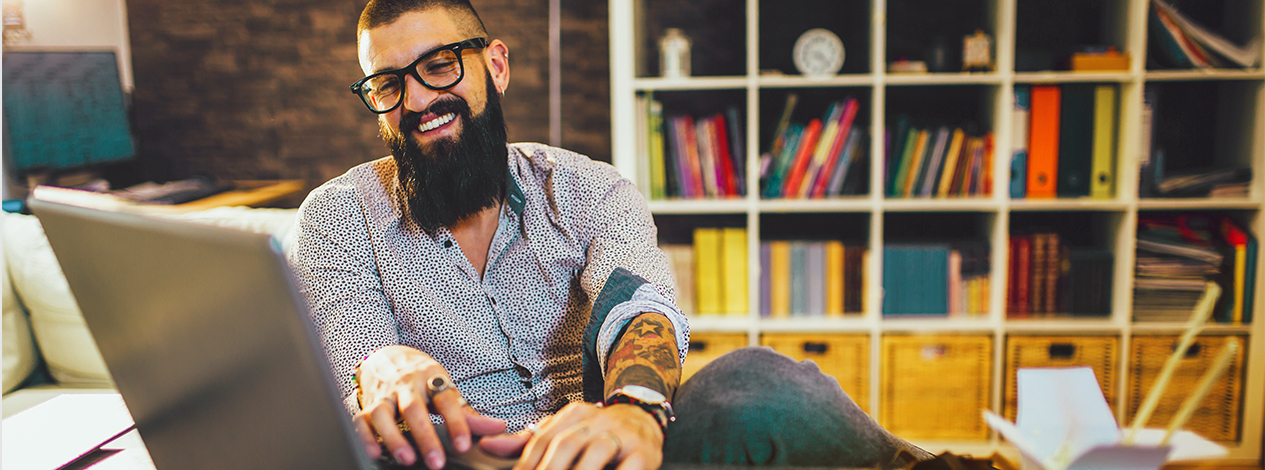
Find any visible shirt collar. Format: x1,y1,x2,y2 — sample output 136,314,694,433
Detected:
505,164,526,217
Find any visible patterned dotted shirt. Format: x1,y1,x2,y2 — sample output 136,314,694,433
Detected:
287,143,689,432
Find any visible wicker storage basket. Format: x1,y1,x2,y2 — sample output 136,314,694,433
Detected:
681,333,747,383
1126,335,1246,442
880,335,992,440
1004,335,1119,421
761,334,870,414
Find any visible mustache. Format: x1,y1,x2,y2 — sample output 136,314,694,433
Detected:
397,97,472,135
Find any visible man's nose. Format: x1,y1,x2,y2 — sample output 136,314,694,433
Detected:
400,73,438,113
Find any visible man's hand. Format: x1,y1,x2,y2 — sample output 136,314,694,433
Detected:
479,401,663,470
354,345,507,469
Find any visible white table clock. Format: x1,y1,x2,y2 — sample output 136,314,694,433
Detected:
793,28,845,78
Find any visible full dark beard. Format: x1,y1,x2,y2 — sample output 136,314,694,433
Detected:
382,75,509,234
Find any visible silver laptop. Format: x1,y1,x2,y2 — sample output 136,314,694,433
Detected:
29,191,512,470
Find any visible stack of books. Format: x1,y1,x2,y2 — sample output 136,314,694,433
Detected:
636,94,745,200
1008,232,1114,318
660,228,748,316
758,241,867,318
1010,84,1119,199
1132,215,1230,322
1149,0,1261,69
759,95,870,199
882,242,990,317
885,116,994,199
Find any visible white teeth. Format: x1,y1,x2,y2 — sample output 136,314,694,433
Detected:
419,113,455,132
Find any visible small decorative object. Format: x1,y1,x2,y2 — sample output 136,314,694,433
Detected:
962,29,992,72
1071,46,1130,71
887,59,928,74
659,28,692,79
793,28,845,78
927,36,950,72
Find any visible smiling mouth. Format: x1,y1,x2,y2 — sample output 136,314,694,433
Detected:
419,113,456,133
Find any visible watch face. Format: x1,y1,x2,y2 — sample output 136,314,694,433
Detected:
793,28,845,77
618,385,666,404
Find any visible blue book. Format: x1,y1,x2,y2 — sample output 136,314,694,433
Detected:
884,244,951,316
1011,86,1030,198
790,242,808,316
806,242,826,316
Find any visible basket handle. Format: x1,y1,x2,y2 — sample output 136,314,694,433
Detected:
802,342,829,354
1048,343,1076,358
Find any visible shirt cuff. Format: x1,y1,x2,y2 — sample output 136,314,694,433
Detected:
595,282,690,377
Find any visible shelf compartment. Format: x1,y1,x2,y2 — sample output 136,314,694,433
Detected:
635,0,746,78
759,213,870,318
1003,335,1120,422
1140,80,1262,199
886,0,997,74
1015,0,1131,73
761,333,870,413
642,89,749,201
1008,211,1124,320
884,85,999,200
655,213,747,317
757,87,874,200
758,0,871,76
1126,334,1248,442
880,334,993,440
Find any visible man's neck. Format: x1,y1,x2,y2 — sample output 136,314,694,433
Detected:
448,203,501,278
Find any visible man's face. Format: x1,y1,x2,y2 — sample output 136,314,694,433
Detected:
358,8,506,150
358,8,512,233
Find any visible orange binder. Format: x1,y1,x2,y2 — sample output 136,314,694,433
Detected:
1027,85,1061,198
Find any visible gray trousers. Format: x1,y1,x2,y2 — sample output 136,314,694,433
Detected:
662,347,933,469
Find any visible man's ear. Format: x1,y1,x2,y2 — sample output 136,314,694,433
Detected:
485,39,510,94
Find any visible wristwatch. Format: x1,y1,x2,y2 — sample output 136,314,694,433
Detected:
604,385,676,433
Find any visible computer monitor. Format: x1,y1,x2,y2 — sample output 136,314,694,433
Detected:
2,49,136,175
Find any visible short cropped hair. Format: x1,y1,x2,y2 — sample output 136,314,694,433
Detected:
358,0,489,40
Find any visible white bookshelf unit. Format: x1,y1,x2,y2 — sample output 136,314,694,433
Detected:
610,0,1265,462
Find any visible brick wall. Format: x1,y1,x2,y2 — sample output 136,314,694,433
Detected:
125,0,611,196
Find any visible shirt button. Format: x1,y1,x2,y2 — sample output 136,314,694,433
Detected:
444,240,453,248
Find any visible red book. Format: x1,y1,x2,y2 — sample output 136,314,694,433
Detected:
781,118,823,198
1013,234,1032,317
681,116,705,198
810,98,860,198
712,114,738,196
1027,85,1061,198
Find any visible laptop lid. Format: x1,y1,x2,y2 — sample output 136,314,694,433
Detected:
28,190,369,470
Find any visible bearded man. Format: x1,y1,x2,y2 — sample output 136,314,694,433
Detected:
288,1,931,469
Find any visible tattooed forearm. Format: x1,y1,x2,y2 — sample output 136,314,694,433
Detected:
606,312,680,398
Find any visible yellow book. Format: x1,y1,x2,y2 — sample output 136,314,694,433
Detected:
936,129,966,197
720,228,748,315
901,130,930,197
1234,245,1246,324
1090,85,1118,199
693,228,722,315
769,241,791,318
825,241,845,317
860,250,871,314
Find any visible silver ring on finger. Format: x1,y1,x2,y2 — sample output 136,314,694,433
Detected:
601,431,621,450
426,375,453,397
525,422,541,434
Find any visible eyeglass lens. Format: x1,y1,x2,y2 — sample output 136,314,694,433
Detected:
362,48,463,112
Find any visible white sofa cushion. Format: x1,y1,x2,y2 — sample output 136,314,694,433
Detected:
3,212,112,386
3,254,40,394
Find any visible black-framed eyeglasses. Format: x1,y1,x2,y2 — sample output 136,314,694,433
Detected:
350,37,489,114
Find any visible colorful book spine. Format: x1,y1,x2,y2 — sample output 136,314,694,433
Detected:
720,227,748,316
1090,84,1118,199
1011,86,1030,198
769,241,791,318
1027,85,1061,198
759,243,771,317
826,241,845,317
937,128,966,197
693,228,722,314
